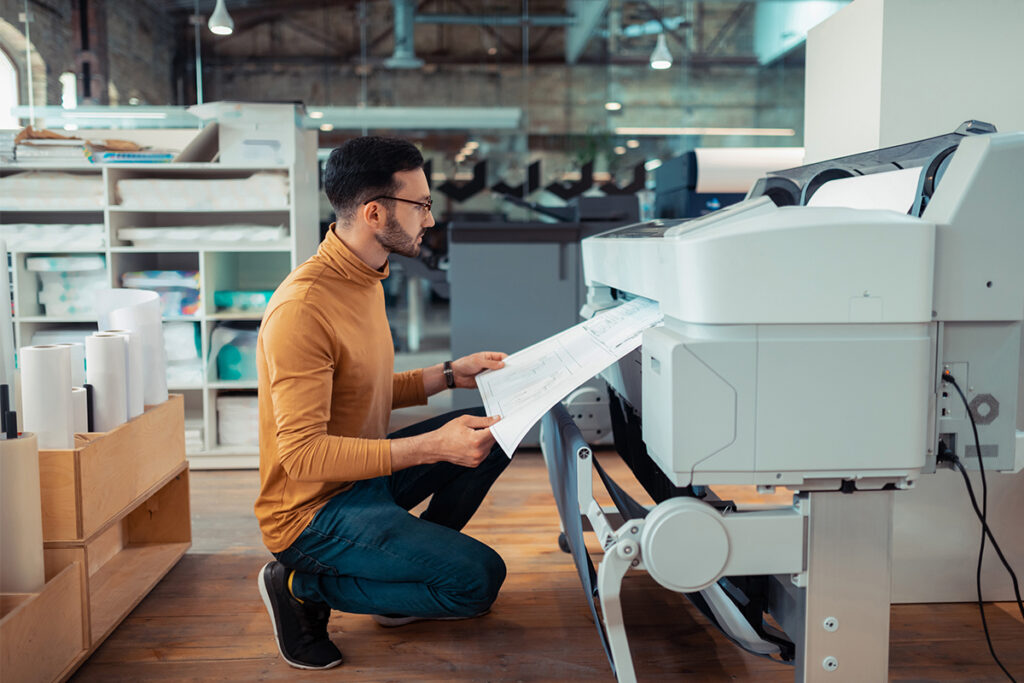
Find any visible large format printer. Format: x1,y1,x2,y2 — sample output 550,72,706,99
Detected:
540,123,1024,681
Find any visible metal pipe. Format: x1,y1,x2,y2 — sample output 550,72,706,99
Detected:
193,0,203,104
415,14,574,27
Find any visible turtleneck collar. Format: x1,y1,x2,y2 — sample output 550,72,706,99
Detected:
316,223,390,285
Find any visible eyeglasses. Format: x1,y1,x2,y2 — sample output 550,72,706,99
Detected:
364,195,433,214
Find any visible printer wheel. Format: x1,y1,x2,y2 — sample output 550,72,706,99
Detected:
557,532,571,554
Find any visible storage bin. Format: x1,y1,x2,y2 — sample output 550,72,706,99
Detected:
121,270,200,318
28,255,107,317
213,290,273,314
211,324,258,380
217,394,258,446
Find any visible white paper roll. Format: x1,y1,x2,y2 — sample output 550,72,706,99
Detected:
71,386,88,433
20,345,74,449
0,240,14,388
694,147,806,194
54,342,86,387
97,289,168,406
85,333,128,432
0,432,45,593
104,329,145,419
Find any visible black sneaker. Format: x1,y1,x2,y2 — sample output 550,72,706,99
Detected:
258,561,343,670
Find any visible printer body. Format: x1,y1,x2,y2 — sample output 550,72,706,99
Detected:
585,126,1023,490
543,125,1024,682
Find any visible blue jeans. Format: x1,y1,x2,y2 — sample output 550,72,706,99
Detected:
276,408,511,618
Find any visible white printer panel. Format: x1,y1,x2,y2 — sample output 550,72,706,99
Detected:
642,321,931,487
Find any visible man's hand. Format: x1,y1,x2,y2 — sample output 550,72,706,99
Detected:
451,351,507,389
391,414,501,470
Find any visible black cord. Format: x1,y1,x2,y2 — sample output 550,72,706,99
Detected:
940,371,1023,681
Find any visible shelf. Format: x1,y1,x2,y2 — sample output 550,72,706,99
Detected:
15,315,99,324
87,542,190,645
111,244,291,253
188,449,258,470
167,384,203,391
0,206,104,213
8,247,107,254
103,163,291,171
207,311,266,321
107,206,289,213
208,380,258,390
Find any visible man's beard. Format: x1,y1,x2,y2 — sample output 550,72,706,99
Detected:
375,212,421,258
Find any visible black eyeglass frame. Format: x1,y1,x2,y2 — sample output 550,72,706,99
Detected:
363,195,433,213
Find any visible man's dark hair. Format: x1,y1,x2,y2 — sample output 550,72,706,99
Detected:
324,136,424,220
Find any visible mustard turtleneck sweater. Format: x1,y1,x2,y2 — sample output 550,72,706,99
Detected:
254,226,426,552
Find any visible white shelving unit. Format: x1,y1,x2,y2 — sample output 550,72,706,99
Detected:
1,132,319,469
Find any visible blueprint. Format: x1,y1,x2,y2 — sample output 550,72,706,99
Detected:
477,297,662,456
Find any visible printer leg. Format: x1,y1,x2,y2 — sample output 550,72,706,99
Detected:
795,490,894,681
598,543,638,683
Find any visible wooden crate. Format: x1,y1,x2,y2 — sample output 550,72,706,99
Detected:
7,395,194,681
0,564,87,683
38,394,187,542
44,466,191,648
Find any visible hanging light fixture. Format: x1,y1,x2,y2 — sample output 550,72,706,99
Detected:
650,33,672,70
208,0,234,36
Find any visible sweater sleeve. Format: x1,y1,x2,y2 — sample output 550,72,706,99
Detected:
262,301,393,483
392,368,427,409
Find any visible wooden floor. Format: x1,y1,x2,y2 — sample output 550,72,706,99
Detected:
71,451,1024,682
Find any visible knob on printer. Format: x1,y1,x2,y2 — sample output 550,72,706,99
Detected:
641,497,730,592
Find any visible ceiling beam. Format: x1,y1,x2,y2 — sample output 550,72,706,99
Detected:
565,0,608,64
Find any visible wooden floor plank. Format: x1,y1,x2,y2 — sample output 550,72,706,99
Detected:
70,451,1024,681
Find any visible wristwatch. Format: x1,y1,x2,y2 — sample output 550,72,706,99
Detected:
443,360,456,389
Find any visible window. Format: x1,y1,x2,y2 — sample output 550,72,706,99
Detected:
0,48,17,129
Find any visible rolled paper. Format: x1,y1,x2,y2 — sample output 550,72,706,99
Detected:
0,432,45,593
20,344,74,449
97,289,168,406
85,333,128,432
71,386,88,433
54,342,86,387
104,329,145,419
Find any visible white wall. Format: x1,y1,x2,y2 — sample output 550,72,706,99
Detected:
804,0,885,162
879,0,1024,146
804,0,1024,163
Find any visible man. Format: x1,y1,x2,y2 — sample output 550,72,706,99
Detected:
255,136,511,671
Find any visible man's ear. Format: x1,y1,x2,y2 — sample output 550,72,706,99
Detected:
361,200,383,227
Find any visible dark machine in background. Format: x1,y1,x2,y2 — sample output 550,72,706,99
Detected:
447,195,640,445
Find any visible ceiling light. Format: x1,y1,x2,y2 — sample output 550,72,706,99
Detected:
650,33,672,70
319,123,334,131
626,139,640,149
644,159,663,171
308,111,324,119
604,101,623,112
614,146,626,155
208,0,234,36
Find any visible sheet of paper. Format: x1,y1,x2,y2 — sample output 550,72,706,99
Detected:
806,166,922,214
477,297,662,456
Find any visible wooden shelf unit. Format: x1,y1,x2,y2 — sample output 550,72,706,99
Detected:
4,394,195,681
